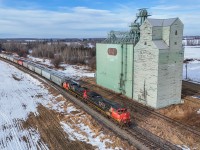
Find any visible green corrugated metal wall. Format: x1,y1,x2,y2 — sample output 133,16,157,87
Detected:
96,43,134,98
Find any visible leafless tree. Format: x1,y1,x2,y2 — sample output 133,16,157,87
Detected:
51,55,63,68
1,40,97,69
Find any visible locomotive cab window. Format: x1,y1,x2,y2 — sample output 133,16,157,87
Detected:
118,109,126,114
118,110,122,115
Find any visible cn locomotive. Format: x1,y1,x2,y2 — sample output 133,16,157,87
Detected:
0,53,131,126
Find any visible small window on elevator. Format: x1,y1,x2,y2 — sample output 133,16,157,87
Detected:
175,30,178,35
144,42,147,45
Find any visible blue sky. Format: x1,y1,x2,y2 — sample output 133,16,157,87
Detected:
0,0,199,38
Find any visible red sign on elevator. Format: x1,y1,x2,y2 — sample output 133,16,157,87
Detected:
108,48,117,56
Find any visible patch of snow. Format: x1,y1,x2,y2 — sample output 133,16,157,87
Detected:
183,46,200,83
192,96,200,99
66,106,78,114
64,42,81,46
183,61,200,83
51,101,65,113
28,55,95,79
184,46,200,59
87,43,95,48
61,122,120,150
177,145,190,150
59,64,95,79
197,109,200,114
28,55,53,67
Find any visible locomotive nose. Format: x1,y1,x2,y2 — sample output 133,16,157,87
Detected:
121,112,130,123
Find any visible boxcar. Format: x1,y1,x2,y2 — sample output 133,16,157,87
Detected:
2,54,6,58
27,63,35,71
7,56,11,61
1,54,4,58
23,61,29,68
6,55,10,60
8,56,11,61
34,66,42,75
9,57,14,62
50,73,66,86
13,58,19,63
41,69,51,80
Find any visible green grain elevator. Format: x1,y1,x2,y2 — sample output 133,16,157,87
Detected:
96,9,150,98
96,9,184,109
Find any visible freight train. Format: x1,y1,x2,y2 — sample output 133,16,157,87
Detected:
0,53,131,126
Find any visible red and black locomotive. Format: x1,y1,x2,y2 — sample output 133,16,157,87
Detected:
63,80,131,125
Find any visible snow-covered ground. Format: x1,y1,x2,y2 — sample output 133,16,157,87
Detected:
183,46,200,83
183,60,200,82
0,60,124,150
197,109,200,114
184,46,200,60
59,64,95,79
28,56,53,67
28,55,95,79
0,61,50,149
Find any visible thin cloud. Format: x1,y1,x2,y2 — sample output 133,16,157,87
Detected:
0,6,133,38
0,2,199,38
73,7,111,14
151,5,180,10
150,3,200,36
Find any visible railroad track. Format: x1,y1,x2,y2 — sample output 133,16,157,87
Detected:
185,97,200,105
80,79,200,138
182,80,200,102
182,80,200,97
0,58,181,150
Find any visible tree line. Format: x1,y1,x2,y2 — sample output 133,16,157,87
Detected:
183,38,200,46
0,40,96,69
